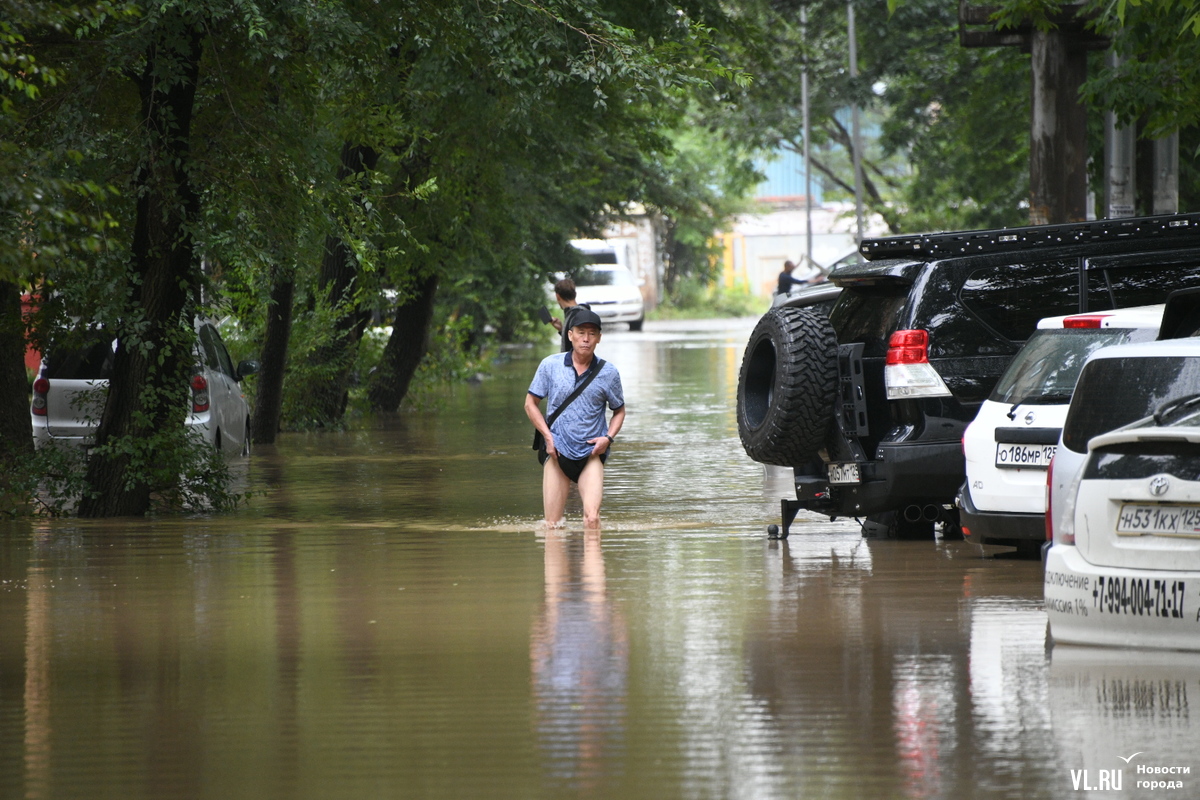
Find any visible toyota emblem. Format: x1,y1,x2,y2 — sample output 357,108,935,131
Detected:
1150,475,1170,496
1024,410,1035,426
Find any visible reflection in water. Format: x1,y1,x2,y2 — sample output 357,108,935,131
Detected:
23,533,50,800
965,587,1060,797
893,655,956,800
531,531,627,794
1049,646,1200,797
271,527,301,799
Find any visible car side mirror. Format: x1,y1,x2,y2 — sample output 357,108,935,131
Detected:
236,359,260,381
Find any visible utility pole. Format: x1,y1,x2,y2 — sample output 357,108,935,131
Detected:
802,5,813,268
847,0,865,244
1152,133,1179,214
1103,53,1135,218
959,2,1105,225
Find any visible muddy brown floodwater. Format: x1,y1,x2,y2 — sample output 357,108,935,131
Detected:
2,318,1198,799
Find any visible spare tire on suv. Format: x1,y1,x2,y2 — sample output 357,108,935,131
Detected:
737,305,838,466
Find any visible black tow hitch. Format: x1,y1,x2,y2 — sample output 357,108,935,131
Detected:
768,498,806,539
768,472,835,539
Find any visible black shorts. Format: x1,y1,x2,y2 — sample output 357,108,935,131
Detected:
538,449,607,483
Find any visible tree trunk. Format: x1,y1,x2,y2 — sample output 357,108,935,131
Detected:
0,282,33,494
78,16,203,518
306,143,379,427
252,270,294,444
661,223,679,297
1029,29,1089,225
367,274,439,412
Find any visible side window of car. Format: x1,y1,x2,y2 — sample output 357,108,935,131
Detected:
210,326,237,378
197,326,221,372
198,325,235,377
958,259,1078,341
1087,258,1200,310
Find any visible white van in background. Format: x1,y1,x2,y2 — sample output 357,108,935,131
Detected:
570,239,645,331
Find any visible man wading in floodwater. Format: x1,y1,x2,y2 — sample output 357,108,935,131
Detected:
525,308,625,528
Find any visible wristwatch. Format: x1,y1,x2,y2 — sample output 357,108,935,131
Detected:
605,434,614,443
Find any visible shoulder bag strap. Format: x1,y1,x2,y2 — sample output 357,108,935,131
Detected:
545,358,606,428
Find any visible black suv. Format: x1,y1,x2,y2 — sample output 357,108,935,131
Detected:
737,214,1200,538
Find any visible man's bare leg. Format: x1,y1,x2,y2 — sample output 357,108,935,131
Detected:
542,457,570,527
577,456,605,529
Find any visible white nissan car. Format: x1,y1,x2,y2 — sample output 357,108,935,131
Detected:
30,320,258,456
958,306,1163,554
1045,338,1200,650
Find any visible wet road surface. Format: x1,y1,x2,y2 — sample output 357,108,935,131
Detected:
1,318,1198,799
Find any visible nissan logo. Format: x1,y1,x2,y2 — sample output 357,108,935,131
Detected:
1150,475,1170,497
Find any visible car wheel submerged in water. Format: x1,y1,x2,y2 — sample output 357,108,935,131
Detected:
736,305,838,467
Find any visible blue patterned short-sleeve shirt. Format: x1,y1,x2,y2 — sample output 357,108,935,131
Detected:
528,352,624,460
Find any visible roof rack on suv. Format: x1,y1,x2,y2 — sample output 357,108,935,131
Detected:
861,213,1200,261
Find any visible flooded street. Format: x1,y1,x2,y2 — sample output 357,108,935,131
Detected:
2,318,1198,799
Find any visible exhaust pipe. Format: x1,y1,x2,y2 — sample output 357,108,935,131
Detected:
903,505,923,523
923,504,942,523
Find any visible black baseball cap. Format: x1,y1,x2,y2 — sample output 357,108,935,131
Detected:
570,308,603,330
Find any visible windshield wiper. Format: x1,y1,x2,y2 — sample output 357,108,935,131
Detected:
1153,393,1200,426
1007,393,1072,420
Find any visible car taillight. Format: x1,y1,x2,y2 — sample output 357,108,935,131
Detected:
31,377,49,416
1062,314,1111,329
884,329,952,399
191,374,209,413
1047,455,1077,546
885,329,929,364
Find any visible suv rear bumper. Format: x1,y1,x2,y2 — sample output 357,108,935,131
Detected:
802,440,965,517
957,481,1045,543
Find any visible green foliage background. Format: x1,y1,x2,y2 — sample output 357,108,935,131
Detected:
5,0,1200,514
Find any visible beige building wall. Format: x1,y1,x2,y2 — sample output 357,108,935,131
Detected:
718,202,886,297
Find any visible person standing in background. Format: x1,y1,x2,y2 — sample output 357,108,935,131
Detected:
549,278,590,352
776,259,800,295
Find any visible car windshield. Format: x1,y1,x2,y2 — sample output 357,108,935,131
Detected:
42,333,115,380
1063,355,1200,452
578,251,617,265
574,268,634,287
989,328,1143,404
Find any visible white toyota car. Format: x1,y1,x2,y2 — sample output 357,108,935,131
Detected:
1045,338,1200,650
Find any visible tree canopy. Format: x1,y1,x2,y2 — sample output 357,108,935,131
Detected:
4,0,1200,516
